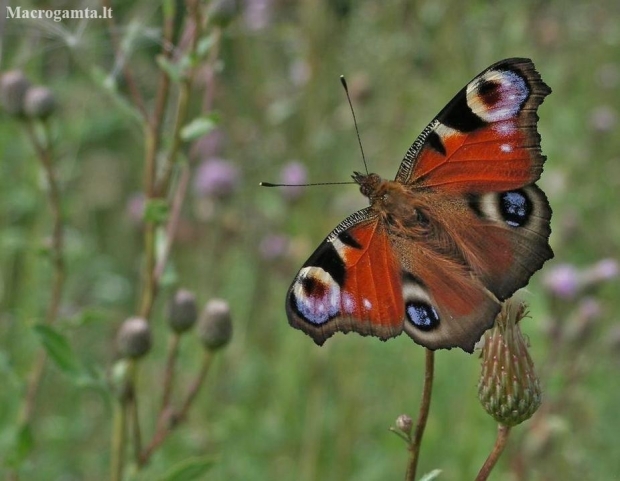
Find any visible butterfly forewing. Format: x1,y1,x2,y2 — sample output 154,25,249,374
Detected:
286,209,406,345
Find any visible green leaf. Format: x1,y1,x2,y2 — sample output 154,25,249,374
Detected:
180,113,220,142
143,199,169,224
6,424,34,468
196,35,215,58
156,55,183,83
157,456,216,481
34,325,83,378
419,469,442,481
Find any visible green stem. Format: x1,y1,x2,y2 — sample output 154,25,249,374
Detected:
110,399,128,481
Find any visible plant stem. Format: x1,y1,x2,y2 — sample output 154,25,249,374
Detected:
405,348,435,481
475,424,512,481
140,350,214,465
160,333,181,411
100,0,148,120
110,399,128,481
19,120,65,426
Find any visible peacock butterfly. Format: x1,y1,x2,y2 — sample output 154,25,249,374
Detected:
285,58,553,352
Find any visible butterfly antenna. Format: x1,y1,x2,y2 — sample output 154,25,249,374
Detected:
340,75,369,176
259,181,355,187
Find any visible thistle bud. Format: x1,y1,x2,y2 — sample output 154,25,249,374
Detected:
0,70,31,115
116,317,152,359
167,289,198,333
395,414,413,437
24,86,56,119
478,301,541,426
197,299,232,351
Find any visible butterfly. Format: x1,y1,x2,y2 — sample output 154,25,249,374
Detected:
286,58,553,352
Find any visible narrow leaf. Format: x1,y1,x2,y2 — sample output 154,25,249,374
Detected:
157,456,216,481
33,324,82,377
180,114,220,142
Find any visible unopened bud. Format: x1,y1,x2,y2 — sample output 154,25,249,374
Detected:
116,316,152,359
24,86,56,119
0,70,31,115
478,301,541,426
395,414,413,436
167,289,198,333
197,299,232,351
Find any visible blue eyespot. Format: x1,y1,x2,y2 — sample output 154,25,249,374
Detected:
500,190,531,227
406,302,440,331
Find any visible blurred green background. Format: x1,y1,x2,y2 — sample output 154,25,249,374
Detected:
1,1,620,480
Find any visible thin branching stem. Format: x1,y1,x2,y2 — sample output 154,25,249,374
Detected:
140,350,214,466
475,424,512,481
405,348,435,481
100,0,148,120
19,120,65,426
160,333,181,411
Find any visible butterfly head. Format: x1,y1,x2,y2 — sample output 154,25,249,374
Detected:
352,172,384,201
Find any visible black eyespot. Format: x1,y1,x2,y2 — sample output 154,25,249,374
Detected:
477,80,501,106
405,301,440,331
500,190,531,227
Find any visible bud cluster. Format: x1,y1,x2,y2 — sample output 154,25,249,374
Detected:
0,70,56,119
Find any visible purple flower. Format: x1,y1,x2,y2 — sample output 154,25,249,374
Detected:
243,0,273,31
259,234,289,260
543,264,580,299
190,128,227,161
279,161,307,201
126,193,145,224
194,157,240,198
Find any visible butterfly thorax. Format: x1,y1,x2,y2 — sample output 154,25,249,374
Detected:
353,171,429,236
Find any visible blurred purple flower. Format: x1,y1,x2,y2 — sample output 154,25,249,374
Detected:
259,234,289,260
582,258,619,286
194,158,240,199
543,264,580,299
126,193,145,224
243,0,273,31
589,106,617,132
280,161,307,201
190,128,227,161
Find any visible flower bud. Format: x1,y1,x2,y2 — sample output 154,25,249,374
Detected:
24,85,56,119
116,316,152,359
167,289,198,333
0,70,31,115
197,299,232,351
478,301,541,426
395,414,413,436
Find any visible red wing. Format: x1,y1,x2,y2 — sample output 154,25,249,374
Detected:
395,58,550,193
286,208,405,345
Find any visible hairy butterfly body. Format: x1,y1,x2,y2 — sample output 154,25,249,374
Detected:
286,58,553,352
